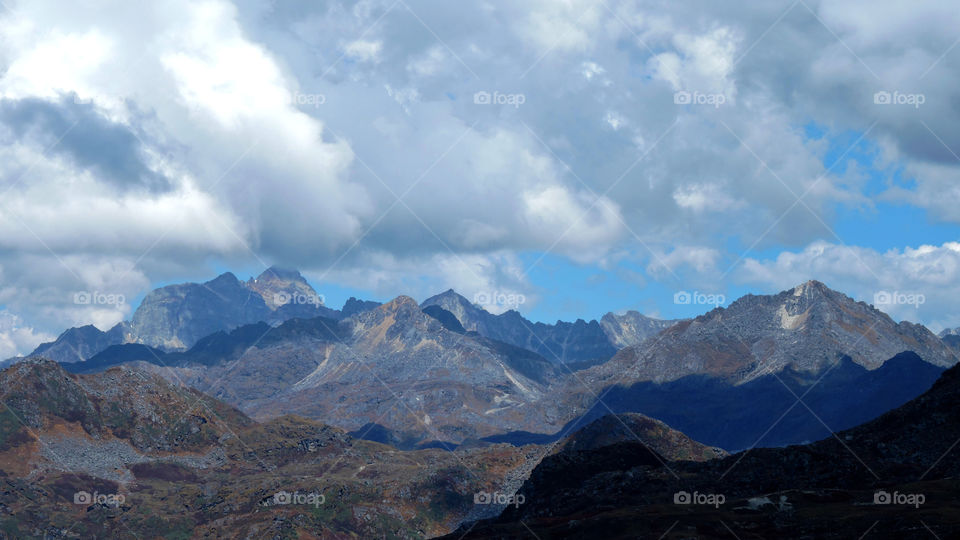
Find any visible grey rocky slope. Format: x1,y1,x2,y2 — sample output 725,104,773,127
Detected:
582,280,957,386
137,297,564,445
421,289,675,366
940,326,960,337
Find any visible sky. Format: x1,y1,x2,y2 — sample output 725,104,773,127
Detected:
1,0,960,357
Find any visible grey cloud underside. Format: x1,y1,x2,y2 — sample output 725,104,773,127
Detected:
0,96,169,192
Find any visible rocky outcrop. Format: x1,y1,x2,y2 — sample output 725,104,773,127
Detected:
599,310,678,348
341,296,382,318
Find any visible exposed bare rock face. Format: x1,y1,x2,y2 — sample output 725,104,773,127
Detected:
127,272,273,351
585,280,957,386
599,310,679,348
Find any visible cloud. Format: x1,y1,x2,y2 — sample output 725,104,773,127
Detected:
1,0,960,351
342,39,383,63
314,250,535,315
0,97,169,191
739,241,960,331
0,311,53,359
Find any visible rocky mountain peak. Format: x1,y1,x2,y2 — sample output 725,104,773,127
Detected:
588,280,958,385
341,296,382,318
207,271,242,288
347,295,437,338
256,265,303,281
792,279,829,295
940,327,960,338
421,289,482,327
247,266,321,310
382,295,421,311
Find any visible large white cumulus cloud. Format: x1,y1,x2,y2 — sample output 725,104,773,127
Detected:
1,0,959,353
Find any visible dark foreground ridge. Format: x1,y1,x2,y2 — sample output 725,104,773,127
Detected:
448,361,960,539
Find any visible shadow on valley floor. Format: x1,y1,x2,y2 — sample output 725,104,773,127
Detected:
480,352,943,452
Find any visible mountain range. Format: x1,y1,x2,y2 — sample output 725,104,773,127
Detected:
15,267,381,366
3,270,960,537
13,272,955,455
21,269,671,368
546,280,959,449
422,289,676,366
0,357,723,538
